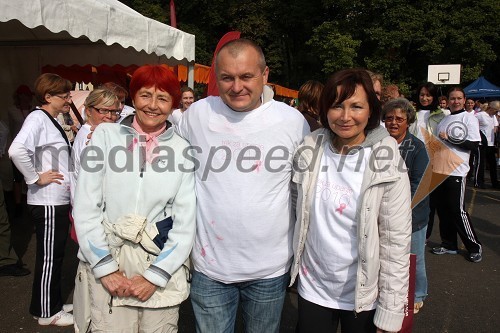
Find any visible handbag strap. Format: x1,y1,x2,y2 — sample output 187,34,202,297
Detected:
40,109,72,151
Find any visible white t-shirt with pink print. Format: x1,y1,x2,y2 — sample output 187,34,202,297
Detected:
177,96,310,283
298,145,376,311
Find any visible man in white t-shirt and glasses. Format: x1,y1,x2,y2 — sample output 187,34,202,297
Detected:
177,39,309,332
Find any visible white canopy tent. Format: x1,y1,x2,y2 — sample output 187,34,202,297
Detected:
0,0,195,121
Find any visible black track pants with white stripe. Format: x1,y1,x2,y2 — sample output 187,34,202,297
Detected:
433,176,482,254
28,204,70,318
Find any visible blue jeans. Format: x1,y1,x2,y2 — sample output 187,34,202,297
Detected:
411,226,428,303
190,270,289,333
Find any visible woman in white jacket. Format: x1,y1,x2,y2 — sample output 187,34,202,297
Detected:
73,65,196,333
291,69,412,333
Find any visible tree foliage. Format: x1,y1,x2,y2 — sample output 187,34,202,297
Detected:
119,0,500,94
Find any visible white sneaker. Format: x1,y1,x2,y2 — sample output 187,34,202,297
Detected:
38,310,74,326
63,304,73,313
33,304,73,319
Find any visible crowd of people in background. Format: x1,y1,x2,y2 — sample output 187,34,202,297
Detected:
0,38,499,333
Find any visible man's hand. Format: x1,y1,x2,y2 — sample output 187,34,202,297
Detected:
127,275,157,302
100,271,132,298
36,170,64,185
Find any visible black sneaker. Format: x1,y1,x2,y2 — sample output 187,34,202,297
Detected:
431,247,458,255
0,264,31,277
469,253,482,263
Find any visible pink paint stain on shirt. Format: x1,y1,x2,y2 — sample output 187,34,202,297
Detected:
335,203,347,214
127,137,139,152
254,160,262,172
201,247,206,257
215,235,224,241
302,265,309,276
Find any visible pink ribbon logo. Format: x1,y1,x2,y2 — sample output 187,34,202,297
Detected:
335,203,347,214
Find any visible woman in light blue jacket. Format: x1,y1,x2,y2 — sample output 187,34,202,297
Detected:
73,65,196,333
291,69,412,333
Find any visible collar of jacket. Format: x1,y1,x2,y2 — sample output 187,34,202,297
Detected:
297,127,401,188
119,114,175,140
430,108,445,116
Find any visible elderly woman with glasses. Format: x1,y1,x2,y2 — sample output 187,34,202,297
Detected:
73,65,196,333
382,98,430,315
70,88,121,332
70,88,121,205
9,73,74,326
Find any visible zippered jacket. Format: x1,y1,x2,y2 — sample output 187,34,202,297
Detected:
290,127,412,332
73,116,196,307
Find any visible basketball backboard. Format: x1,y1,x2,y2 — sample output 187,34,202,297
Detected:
427,64,461,85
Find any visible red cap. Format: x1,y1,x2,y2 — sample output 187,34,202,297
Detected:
15,85,33,95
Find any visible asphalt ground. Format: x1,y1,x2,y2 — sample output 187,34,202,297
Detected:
1,175,499,333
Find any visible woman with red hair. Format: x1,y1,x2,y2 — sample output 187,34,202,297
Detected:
73,65,196,332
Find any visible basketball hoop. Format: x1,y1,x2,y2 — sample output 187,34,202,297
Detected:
438,72,450,84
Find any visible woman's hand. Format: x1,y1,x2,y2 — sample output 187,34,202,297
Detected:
36,170,64,185
376,329,397,333
100,271,132,297
127,275,157,302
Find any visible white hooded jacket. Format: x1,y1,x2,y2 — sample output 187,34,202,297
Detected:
290,127,412,332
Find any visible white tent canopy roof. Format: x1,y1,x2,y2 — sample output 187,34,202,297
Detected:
0,0,195,66
0,0,196,121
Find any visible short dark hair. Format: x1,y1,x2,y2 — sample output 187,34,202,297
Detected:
298,80,324,117
215,38,266,72
447,86,465,99
180,86,194,96
319,68,381,134
34,73,72,105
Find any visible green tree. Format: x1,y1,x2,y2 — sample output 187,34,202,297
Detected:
119,0,500,93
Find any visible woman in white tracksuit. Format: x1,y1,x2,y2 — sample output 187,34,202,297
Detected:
73,65,196,333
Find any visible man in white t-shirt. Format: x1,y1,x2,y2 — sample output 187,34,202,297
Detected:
177,39,309,332
475,101,499,188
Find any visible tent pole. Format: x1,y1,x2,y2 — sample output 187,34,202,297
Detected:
188,61,195,89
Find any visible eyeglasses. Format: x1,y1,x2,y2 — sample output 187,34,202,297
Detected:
92,106,121,117
53,94,72,101
383,116,407,124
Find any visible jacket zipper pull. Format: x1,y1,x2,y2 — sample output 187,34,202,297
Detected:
108,296,113,314
78,271,82,282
